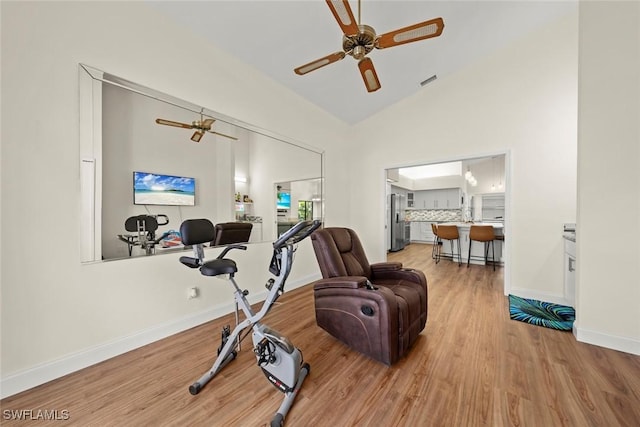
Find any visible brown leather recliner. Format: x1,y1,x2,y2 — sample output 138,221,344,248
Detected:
210,222,253,246
310,227,428,365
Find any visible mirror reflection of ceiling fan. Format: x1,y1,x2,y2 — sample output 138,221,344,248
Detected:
294,0,445,93
155,111,238,142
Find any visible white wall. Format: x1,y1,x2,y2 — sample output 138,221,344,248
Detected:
0,1,350,397
348,12,579,302
576,1,640,353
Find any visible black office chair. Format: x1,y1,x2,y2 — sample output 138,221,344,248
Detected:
119,214,169,255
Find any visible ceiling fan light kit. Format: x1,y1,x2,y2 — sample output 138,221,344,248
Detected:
294,0,445,93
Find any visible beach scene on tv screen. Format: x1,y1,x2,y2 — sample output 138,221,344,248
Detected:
134,172,195,206
277,192,291,209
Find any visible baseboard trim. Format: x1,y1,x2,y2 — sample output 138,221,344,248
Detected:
0,274,319,399
509,291,639,355
574,325,640,356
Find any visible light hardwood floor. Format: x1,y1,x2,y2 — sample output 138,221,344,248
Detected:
2,243,639,426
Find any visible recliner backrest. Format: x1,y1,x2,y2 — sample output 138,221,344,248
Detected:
310,228,372,279
212,222,253,246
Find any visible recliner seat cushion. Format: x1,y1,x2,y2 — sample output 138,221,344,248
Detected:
377,282,423,353
374,277,427,330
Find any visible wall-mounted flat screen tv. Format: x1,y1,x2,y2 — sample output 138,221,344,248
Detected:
133,171,195,206
277,192,291,209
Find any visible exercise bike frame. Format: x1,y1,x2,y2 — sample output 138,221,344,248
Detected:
182,219,321,426
189,243,296,394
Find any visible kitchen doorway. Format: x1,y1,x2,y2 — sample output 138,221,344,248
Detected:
385,153,509,293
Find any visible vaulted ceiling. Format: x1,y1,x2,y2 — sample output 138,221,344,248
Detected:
148,1,577,124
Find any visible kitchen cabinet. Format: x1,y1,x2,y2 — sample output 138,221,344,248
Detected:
442,188,461,209
412,191,428,209
410,222,421,241
411,188,462,209
410,221,436,242
481,193,505,221
423,190,439,209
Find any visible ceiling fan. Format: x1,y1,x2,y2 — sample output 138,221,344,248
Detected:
294,0,445,93
155,111,238,142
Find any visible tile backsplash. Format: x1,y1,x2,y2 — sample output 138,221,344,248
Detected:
406,209,463,222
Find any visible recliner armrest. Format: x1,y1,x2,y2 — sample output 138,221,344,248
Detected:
370,262,403,273
313,276,369,290
372,267,427,287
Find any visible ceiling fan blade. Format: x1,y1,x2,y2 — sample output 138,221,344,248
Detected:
191,131,204,142
358,57,381,93
294,51,346,75
376,17,445,49
201,118,215,128
156,118,193,129
209,131,239,141
326,0,359,36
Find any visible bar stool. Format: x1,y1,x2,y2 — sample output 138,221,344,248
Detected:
435,225,462,266
468,225,496,271
431,223,441,261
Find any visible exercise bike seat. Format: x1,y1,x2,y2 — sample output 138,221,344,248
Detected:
200,259,238,277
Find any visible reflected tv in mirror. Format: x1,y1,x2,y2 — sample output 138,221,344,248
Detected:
277,192,291,209
133,171,195,206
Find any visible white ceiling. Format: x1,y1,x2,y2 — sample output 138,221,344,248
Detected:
148,1,577,124
400,161,462,179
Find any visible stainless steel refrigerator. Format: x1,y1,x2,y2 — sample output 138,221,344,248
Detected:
389,193,406,252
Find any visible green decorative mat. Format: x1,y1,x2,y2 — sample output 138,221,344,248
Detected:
509,295,575,331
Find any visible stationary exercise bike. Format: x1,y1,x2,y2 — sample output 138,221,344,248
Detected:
178,218,322,427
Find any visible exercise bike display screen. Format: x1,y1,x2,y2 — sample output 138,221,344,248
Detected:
133,171,196,206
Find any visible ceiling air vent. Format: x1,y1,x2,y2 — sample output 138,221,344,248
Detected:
419,74,438,87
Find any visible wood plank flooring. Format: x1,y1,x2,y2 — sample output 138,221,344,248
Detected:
2,243,639,426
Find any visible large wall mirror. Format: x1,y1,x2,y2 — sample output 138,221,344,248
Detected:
79,64,324,263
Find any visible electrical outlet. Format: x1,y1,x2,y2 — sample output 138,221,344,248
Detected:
188,287,199,299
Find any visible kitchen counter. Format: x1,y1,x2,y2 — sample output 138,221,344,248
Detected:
436,222,504,265
439,222,504,237
439,221,504,229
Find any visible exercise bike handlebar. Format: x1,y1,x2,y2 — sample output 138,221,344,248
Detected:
272,220,322,250
217,243,247,259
